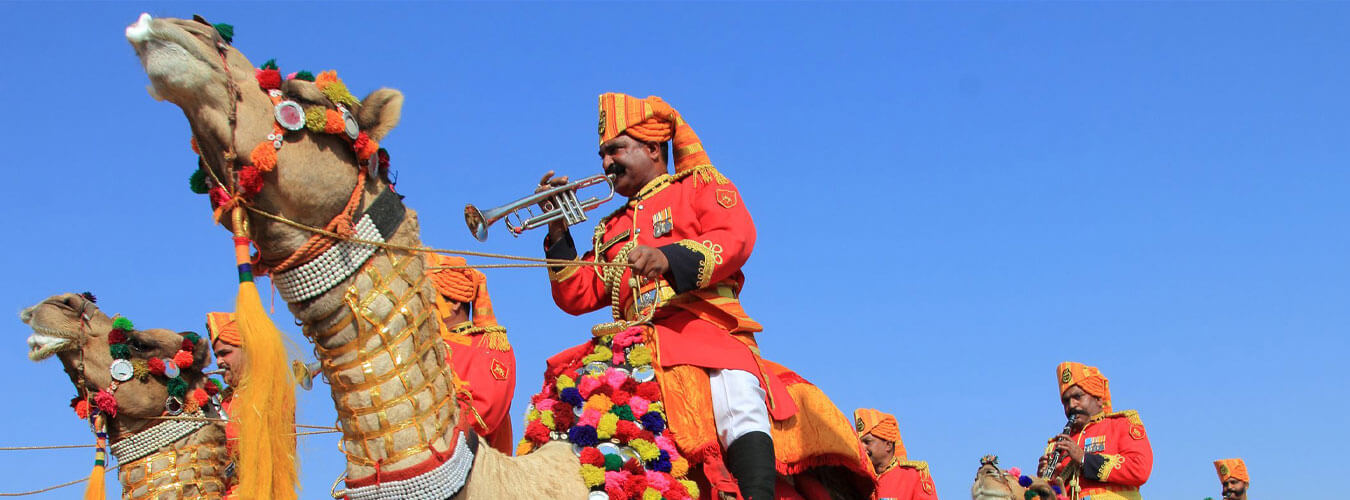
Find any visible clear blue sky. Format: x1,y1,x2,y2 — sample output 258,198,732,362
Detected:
2,2,1346,498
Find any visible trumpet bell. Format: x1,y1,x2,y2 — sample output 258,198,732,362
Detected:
463,173,615,241
292,360,322,390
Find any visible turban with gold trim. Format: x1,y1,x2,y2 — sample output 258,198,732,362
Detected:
597,93,727,185
1057,361,1111,412
205,312,242,347
854,408,906,458
426,254,499,330
1214,458,1249,483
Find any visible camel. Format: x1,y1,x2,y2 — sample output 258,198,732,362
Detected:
970,455,1058,500
125,13,866,499
125,13,584,498
21,293,233,499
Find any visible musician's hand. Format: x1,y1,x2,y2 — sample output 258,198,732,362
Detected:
1037,453,1051,477
627,245,669,280
537,171,570,238
1052,434,1085,464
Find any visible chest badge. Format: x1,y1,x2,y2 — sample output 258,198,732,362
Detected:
1084,435,1107,453
651,208,673,238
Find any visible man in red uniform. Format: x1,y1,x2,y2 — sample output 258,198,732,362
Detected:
539,93,777,499
206,312,242,498
426,253,516,454
1213,458,1249,500
854,408,938,500
1038,361,1153,500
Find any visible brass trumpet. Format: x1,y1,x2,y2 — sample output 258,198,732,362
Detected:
464,173,615,242
292,360,323,391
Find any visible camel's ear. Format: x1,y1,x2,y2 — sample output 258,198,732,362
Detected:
184,331,212,369
357,88,403,142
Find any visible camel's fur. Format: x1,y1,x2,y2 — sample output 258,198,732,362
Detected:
127,14,586,497
970,460,1057,500
21,293,230,499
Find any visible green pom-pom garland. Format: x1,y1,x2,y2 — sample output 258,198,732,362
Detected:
603,453,624,471
166,377,188,398
112,317,134,331
610,404,634,421
181,331,202,346
261,58,279,71
213,23,234,43
109,344,130,360
189,167,209,194
293,70,315,82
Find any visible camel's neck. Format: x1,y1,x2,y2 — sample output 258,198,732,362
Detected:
265,204,461,481
114,420,231,500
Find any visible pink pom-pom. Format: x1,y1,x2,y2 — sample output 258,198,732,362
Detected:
580,409,602,427
628,396,649,415
604,471,630,499
612,350,626,365
646,473,672,491
1007,467,1022,477
94,390,117,417
578,376,603,398
604,369,627,389
655,435,678,454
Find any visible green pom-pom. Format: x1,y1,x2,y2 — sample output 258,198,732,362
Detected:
213,23,234,43
112,317,134,331
189,167,209,194
262,58,278,71
293,71,315,82
167,377,188,398
603,453,624,471
181,331,202,345
610,404,634,421
109,344,131,360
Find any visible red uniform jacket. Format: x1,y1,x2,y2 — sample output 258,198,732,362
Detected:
545,173,795,419
1047,410,1153,500
438,315,516,454
875,460,938,500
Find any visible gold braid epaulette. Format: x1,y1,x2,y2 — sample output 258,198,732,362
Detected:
1102,409,1144,426
673,164,729,185
897,459,930,472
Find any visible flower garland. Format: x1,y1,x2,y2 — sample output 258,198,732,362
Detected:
518,326,698,500
69,316,224,421
185,51,392,203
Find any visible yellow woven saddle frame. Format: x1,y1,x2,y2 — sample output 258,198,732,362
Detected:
305,250,458,471
117,443,231,500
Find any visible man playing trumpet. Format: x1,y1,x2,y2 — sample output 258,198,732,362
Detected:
1038,361,1153,500
537,93,781,499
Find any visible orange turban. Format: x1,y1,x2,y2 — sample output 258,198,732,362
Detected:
597,93,727,185
854,408,906,457
1057,361,1111,412
1214,458,1249,483
426,254,500,329
206,312,241,346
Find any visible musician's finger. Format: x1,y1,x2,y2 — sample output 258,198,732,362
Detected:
538,171,556,185
552,176,569,186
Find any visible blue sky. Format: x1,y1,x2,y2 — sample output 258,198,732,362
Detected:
2,2,1346,498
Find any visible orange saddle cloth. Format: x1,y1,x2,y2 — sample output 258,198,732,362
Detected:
658,361,875,499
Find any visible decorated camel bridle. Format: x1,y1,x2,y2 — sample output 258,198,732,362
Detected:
185,18,481,499
59,294,230,499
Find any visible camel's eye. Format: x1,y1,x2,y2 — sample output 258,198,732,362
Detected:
128,337,153,353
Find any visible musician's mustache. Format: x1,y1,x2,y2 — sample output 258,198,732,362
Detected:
605,162,627,177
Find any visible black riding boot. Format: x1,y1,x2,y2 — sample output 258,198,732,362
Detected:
726,431,777,500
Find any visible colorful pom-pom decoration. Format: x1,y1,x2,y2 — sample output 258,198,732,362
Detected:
1018,475,1033,487
172,350,196,370
111,317,134,331
73,399,91,420
190,168,210,194
213,23,234,44
147,357,166,376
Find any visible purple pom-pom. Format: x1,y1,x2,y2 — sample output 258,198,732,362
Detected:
1052,485,1063,494
560,387,584,407
647,450,672,472
568,425,599,447
1018,475,1033,488
639,411,666,433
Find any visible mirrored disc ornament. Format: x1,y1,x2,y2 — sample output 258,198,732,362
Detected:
571,442,584,456
596,442,621,457
585,362,608,376
587,491,609,500
366,152,380,177
162,360,181,378
632,365,655,382
164,396,184,416
109,359,134,382
620,446,640,463
342,110,359,140
274,100,306,131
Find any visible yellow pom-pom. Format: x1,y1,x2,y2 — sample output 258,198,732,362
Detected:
556,374,576,391
525,408,541,423
516,439,534,456
630,438,658,461
582,346,613,364
643,488,663,500
540,411,556,430
597,413,619,439
680,479,700,498
305,107,327,133
648,402,664,416
627,345,652,366
579,464,606,488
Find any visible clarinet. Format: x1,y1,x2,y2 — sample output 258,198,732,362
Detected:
1041,415,1078,479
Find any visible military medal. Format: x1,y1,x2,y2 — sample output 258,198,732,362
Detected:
651,208,673,237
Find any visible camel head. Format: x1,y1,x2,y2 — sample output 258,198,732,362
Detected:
125,13,405,262
21,293,214,436
970,455,1058,500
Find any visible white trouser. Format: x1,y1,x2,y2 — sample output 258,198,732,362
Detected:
708,368,772,448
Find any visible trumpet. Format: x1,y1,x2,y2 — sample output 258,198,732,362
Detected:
464,173,615,242
293,360,323,391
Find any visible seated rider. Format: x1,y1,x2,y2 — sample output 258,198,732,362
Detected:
540,93,779,499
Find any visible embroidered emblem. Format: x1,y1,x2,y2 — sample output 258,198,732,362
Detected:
923,480,934,493
855,417,864,432
651,208,673,238
1084,436,1107,453
1061,368,1073,384
1219,464,1229,476
701,240,724,265
715,189,737,208
1130,426,1145,440
598,109,606,136
490,359,509,381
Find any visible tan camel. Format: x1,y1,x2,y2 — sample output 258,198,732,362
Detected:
970,455,1058,500
125,14,585,498
21,293,232,499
